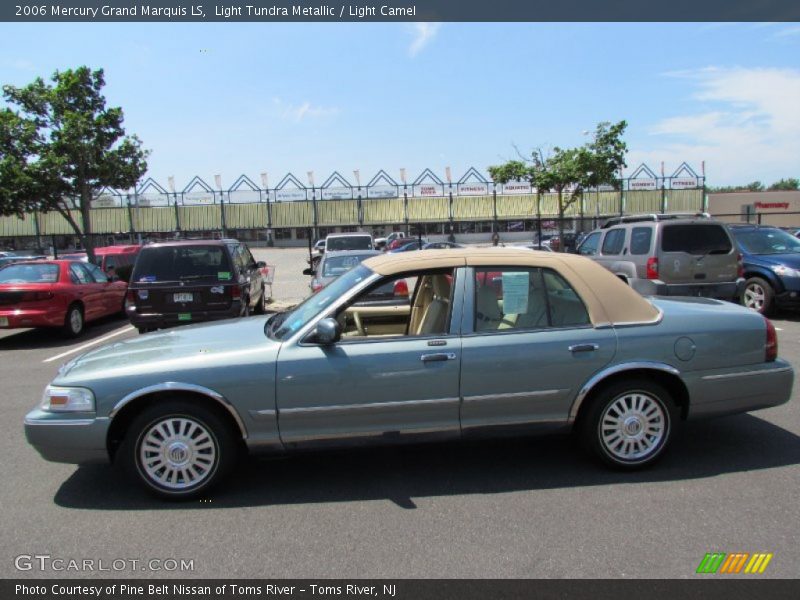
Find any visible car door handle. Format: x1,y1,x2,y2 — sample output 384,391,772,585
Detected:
420,353,457,362
569,343,599,353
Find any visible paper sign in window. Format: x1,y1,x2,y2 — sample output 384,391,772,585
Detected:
501,272,529,314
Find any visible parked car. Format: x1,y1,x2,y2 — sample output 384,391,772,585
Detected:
0,260,127,337
386,235,419,251
422,241,463,250
56,245,141,281
313,239,326,253
25,248,792,499
576,213,743,300
304,249,410,304
125,239,268,334
728,224,800,315
388,239,424,253
324,232,374,252
375,231,407,250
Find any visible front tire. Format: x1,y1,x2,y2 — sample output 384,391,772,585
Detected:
580,380,676,469
119,401,238,499
742,277,774,315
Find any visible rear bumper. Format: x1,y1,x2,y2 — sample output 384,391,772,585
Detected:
684,358,794,420
633,278,744,300
127,304,241,329
24,409,110,465
0,307,65,329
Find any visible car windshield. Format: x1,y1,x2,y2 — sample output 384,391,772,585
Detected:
0,263,59,283
268,264,373,341
733,228,800,255
131,245,233,282
326,236,372,251
321,254,372,277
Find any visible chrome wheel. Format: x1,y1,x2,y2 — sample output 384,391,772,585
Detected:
138,417,218,491
743,283,765,311
599,391,668,462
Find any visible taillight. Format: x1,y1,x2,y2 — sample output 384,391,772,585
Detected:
125,290,136,310
393,279,409,297
231,285,241,301
646,257,659,280
21,291,54,301
737,253,744,278
311,281,323,294
765,317,778,362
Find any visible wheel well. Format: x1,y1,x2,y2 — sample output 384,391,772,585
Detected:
106,391,246,461
574,368,690,425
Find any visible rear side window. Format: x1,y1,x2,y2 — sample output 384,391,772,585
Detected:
132,246,234,283
630,227,653,255
661,224,732,255
601,228,626,255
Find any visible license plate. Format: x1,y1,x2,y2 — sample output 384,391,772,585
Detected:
0,317,7,327
174,293,193,303
178,313,192,321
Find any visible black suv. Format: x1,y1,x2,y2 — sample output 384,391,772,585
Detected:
126,239,268,333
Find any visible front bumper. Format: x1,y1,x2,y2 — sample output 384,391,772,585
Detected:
684,358,794,420
24,409,110,464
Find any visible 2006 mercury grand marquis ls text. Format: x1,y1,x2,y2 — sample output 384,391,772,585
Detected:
25,249,793,498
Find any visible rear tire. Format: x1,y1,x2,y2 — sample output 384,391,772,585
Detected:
742,277,774,315
579,379,676,470
61,304,84,338
119,401,239,499
254,284,268,314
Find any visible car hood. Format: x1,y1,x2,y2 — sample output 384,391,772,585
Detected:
57,315,279,382
745,252,800,268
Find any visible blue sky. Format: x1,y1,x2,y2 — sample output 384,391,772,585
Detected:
1,22,798,188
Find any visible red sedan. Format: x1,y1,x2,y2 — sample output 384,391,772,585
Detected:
0,260,127,337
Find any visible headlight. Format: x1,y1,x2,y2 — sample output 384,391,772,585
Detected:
40,386,95,413
771,265,800,278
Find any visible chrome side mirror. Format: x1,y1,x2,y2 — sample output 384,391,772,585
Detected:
315,317,341,345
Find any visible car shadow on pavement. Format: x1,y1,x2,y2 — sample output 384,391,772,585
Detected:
0,315,130,351
54,413,800,511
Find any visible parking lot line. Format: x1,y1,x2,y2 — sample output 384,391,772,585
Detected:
43,325,135,363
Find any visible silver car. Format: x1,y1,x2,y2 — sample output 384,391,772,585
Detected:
25,249,793,499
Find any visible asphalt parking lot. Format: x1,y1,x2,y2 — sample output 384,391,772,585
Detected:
1,247,798,579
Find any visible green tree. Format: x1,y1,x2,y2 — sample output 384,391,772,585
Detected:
0,66,149,261
489,121,627,250
768,178,799,191
708,181,764,193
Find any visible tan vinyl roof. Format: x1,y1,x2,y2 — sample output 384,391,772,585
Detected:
363,248,660,326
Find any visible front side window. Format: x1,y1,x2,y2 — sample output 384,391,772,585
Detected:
601,228,626,255
578,231,601,256
84,263,108,283
474,267,590,332
268,265,374,341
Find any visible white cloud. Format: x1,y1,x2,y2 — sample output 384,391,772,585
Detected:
635,67,800,184
271,98,339,122
408,23,441,57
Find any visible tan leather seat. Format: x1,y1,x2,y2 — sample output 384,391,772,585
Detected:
416,275,451,335
475,285,504,331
